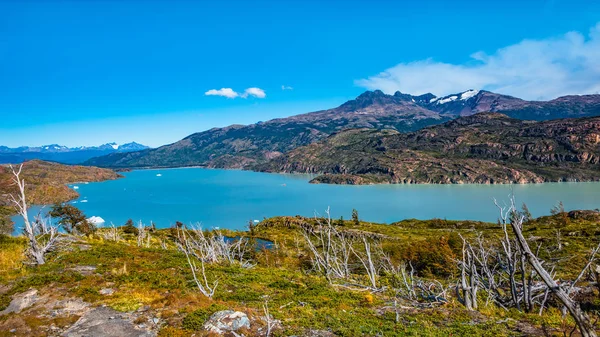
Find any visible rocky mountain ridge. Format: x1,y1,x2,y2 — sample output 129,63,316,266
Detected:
84,90,600,169
254,113,600,184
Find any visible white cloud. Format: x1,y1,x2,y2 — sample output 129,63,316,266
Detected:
355,23,600,100
204,88,239,98
281,85,293,90
205,87,266,99
242,87,266,98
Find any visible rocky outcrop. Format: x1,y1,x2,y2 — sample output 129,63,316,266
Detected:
0,289,39,316
256,113,600,185
202,310,251,334
62,306,156,337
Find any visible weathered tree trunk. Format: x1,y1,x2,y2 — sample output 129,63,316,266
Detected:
510,219,597,337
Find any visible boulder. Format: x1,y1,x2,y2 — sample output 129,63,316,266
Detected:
62,306,155,337
203,310,250,334
0,289,39,315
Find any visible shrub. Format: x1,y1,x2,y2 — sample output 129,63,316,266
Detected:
122,219,139,236
402,236,456,278
50,203,95,235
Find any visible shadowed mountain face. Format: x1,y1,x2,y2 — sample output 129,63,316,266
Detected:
84,90,600,169
255,113,600,184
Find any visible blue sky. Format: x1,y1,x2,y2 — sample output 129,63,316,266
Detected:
1,0,600,147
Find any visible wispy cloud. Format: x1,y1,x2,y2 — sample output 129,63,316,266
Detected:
204,87,266,99
241,87,266,98
281,85,293,91
356,23,600,100
204,88,240,98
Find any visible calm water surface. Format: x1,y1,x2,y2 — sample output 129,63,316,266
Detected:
12,168,600,232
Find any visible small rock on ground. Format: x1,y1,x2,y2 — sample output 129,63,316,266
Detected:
69,265,97,276
0,289,38,316
99,288,115,295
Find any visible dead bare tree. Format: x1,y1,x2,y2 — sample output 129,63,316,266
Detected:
176,223,255,298
457,235,478,310
301,208,389,291
177,226,219,298
301,208,352,283
382,257,417,301
137,220,146,247
350,236,381,291
103,222,121,242
382,256,448,310
8,165,60,265
262,299,275,337
496,196,598,337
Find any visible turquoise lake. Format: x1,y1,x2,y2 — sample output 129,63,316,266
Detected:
12,168,600,232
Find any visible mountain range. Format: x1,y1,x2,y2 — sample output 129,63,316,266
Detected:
84,89,600,171
0,142,149,165
255,113,600,184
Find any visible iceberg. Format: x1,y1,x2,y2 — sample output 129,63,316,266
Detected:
87,216,105,225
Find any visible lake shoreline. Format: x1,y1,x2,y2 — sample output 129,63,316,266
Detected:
8,168,598,234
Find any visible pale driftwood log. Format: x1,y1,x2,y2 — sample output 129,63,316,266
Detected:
8,164,60,265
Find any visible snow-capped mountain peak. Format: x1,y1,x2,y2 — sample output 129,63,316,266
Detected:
428,89,480,105
460,89,480,100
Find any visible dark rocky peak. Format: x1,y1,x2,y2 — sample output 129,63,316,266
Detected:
337,90,402,112
392,91,436,104
392,91,415,101
413,92,437,103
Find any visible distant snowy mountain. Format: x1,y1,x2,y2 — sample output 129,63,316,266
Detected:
0,142,150,164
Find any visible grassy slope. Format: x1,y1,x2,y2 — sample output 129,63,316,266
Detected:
1,211,599,336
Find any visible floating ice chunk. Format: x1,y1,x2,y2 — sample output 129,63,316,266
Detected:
72,186,79,190
87,216,105,224
156,174,162,177
80,200,88,203
253,220,260,223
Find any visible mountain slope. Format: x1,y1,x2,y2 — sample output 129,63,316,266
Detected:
85,90,600,169
255,113,600,184
85,90,453,168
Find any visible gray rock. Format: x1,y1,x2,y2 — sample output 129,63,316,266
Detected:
51,298,90,317
62,307,155,337
69,265,97,276
0,289,38,315
203,310,250,334
99,288,115,295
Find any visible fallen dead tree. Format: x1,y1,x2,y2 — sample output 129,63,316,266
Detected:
456,196,599,337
